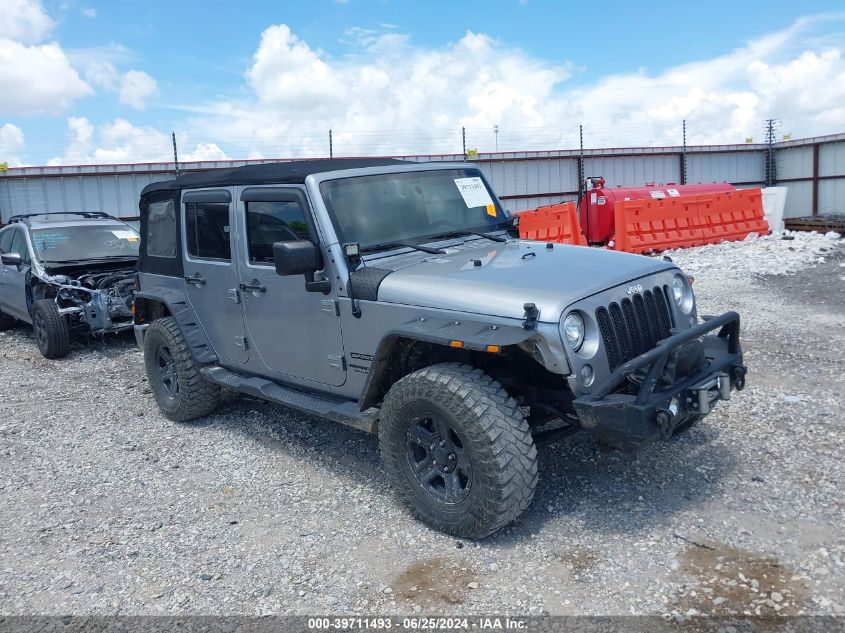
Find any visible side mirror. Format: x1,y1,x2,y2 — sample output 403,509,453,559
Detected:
273,240,331,294
1,252,22,267
273,240,320,276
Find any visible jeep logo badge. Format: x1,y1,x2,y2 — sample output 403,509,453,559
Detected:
626,284,643,295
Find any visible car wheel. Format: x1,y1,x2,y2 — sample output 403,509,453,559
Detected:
379,362,538,538
143,316,221,422
0,309,14,331
32,299,70,359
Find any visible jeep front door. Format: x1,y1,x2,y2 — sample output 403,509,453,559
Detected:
181,190,249,364
236,187,346,386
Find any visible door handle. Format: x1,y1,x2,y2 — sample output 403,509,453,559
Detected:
239,281,266,293
185,274,206,286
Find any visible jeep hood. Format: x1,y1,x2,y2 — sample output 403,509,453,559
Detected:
375,240,674,322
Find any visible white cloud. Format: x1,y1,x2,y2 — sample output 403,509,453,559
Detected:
48,117,228,165
118,70,158,109
41,14,845,165
86,62,160,110
85,60,119,90
0,123,25,165
0,39,92,115
177,18,845,157
81,7,97,18
0,0,54,44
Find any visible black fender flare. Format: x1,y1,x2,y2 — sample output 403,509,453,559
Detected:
358,316,539,411
134,287,218,363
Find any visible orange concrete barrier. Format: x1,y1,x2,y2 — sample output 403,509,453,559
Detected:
697,188,769,242
613,188,769,254
517,202,587,246
612,197,706,254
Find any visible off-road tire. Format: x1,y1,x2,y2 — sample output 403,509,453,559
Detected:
379,362,538,538
32,299,70,359
0,309,14,331
143,317,221,422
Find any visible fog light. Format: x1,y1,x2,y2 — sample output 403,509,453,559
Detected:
668,397,680,417
580,364,594,387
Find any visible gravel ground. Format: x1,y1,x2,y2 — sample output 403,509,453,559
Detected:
0,232,843,618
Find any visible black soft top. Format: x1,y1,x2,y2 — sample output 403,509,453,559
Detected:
140,158,409,196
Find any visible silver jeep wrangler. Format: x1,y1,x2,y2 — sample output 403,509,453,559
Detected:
134,159,746,538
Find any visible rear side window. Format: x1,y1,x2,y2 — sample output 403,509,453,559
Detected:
185,202,230,261
9,229,30,264
245,201,309,264
0,229,12,253
147,200,176,258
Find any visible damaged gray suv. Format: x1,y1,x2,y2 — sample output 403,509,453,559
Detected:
0,212,138,358
134,159,747,538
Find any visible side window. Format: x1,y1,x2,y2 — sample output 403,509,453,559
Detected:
147,200,177,258
9,229,30,264
0,229,13,254
185,202,231,261
245,200,310,264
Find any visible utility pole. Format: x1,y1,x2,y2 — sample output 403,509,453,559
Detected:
764,118,779,187
329,129,333,158
493,124,499,152
577,124,585,185
171,132,180,177
681,119,687,185
462,127,467,160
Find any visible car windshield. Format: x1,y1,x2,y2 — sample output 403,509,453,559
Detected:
31,225,140,262
319,168,507,250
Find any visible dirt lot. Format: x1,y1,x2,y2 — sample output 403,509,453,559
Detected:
0,233,843,618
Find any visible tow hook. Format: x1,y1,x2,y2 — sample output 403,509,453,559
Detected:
656,409,673,440
732,366,747,391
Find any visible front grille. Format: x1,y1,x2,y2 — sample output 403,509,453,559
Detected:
596,286,673,371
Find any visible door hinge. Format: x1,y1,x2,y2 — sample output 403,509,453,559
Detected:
321,299,339,316
327,354,346,371
234,336,249,351
227,288,241,304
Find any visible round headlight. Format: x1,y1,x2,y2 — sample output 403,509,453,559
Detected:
562,312,585,350
672,274,695,315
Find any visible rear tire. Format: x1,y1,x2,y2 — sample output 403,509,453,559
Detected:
143,317,221,422
0,309,14,331
32,299,70,359
379,363,538,539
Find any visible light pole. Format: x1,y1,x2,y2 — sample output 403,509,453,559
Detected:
493,125,499,152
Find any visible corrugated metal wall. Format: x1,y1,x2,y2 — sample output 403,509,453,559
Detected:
2,133,844,223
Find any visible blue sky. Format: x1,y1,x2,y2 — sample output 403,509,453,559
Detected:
1,0,844,165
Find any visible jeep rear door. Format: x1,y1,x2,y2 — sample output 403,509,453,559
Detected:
235,186,346,387
181,189,249,364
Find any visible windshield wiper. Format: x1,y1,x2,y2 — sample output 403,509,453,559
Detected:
361,241,446,255
426,229,507,243
43,256,137,265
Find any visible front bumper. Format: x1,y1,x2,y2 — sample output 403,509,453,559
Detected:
572,311,746,452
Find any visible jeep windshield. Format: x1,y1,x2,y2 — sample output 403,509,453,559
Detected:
319,169,507,251
31,225,140,263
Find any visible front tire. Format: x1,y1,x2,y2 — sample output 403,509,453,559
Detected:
32,299,70,359
379,363,538,538
143,317,221,422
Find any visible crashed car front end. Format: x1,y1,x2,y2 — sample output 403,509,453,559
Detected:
48,267,136,334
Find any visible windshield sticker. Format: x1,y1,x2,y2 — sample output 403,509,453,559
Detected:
454,177,494,208
112,229,139,241
33,233,69,250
